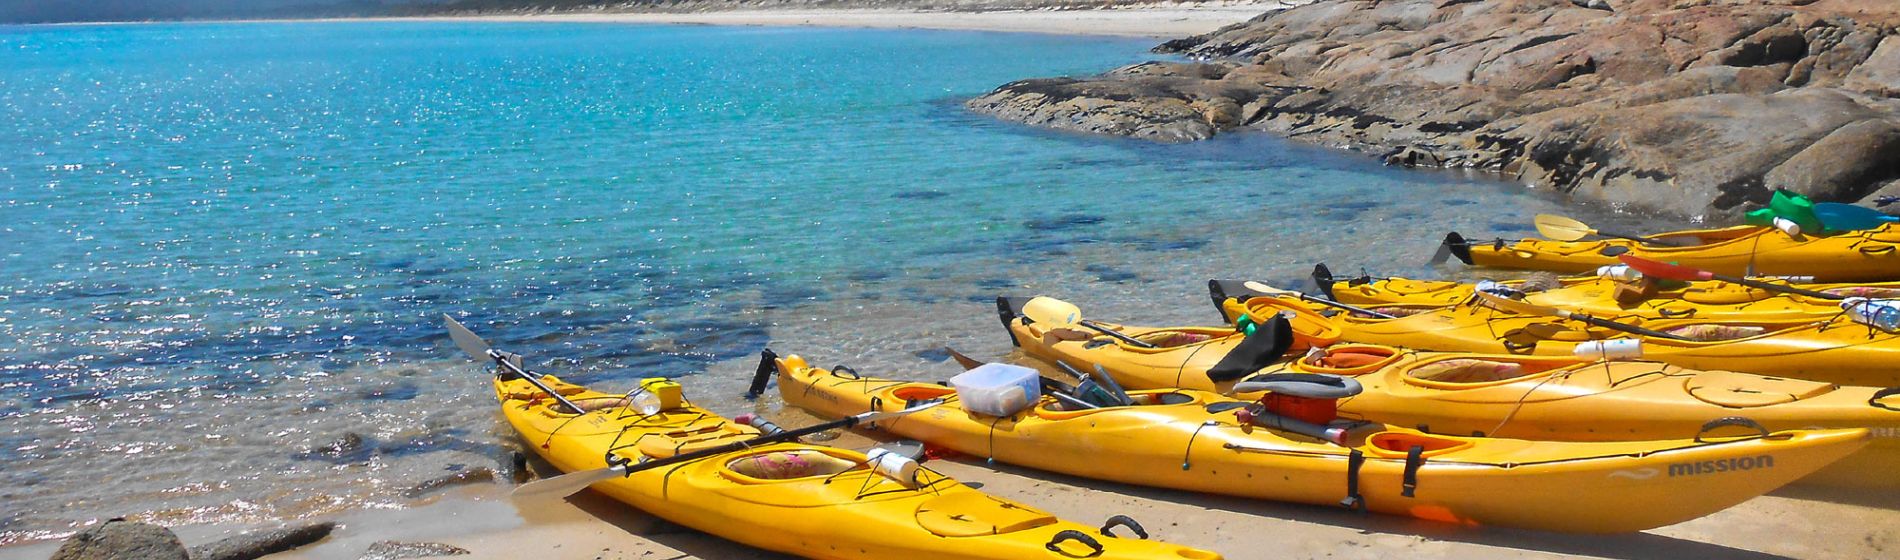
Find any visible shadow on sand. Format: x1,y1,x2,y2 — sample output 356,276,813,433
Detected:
954,457,1791,560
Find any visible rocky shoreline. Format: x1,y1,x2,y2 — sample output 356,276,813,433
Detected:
968,0,1900,217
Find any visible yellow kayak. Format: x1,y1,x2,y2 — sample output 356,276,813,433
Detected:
1210,293,1900,387
493,372,1220,559
1290,269,1900,321
993,299,1899,487
1440,223,1900,281
772,353,1869,533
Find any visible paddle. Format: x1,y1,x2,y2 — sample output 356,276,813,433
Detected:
1533,214,1674,245
513,401,945,500
445,314,584,414
1814,202,1898,232
1017,297,1158,349
1240,281,1398,319
1615,255,1843,301
1472,289,1693,341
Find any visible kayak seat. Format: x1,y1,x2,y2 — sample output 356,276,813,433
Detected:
1307,347,1397,370
1134,330,1215,347
1407,359,1528,384
726,450,859,480
574,397,630,412
1662,324,1767,341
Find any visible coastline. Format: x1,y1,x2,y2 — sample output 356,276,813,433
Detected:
38,3,1305,39
4,6,1898,560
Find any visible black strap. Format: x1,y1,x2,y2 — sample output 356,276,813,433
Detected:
1401,445,1425,498
1657,307,1697,318
1872,387,1900,412
1046,530,1104,558
1099,515,1148,539
1340,449,1366,512
832,365,860,380
1696,416,1769,442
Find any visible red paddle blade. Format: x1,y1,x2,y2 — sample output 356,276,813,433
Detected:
1617,254,1712,281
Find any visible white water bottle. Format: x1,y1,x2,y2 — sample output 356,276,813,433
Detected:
867,448,921,488
1595,265,1642,282
1773,217,1802,238
1843,298,1900,331
1573,339,1643,360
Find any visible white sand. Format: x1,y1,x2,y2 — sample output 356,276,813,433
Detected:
393,2,1303,38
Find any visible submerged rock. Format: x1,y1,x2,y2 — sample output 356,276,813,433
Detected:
401,467,498,498
969,0,1900,216
50,519,188,560
189,522,336,560
359,540,470,560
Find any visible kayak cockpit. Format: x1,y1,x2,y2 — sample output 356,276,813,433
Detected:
724,449,864,482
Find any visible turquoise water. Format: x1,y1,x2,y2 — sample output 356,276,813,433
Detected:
0,21,1649,542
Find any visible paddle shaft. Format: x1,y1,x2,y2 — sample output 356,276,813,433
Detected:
1077,320,1158,349
491,350,585,414
1555,310,1692,341
621,407,911,476
1708,272,1844,301
1289,292,1398,319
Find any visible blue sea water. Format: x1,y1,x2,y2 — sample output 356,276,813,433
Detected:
0,21,1655,541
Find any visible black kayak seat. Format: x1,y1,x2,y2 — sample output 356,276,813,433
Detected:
1233,373,1363,399
1205,314,1295,382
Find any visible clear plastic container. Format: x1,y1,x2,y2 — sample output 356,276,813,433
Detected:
949,363,1040,417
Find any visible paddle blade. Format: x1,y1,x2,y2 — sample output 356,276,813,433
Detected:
443,314,492,362
1019,296,1083,327
512,464,625,501
1814,202,1898,232
943,347,985,371
1533,214,1593,241
1241,280,1297,297
1616,254,1709,282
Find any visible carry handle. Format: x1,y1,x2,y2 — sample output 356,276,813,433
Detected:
1695,416,1769,442
1099,515,1148,540
1046,530,1105,557
1871,387,1900,412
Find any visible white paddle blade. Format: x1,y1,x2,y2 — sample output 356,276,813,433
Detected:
511,464,626,501
1020,296,1083,327
443,315,492,362
1532,214,1592,241
1241,281,1298,296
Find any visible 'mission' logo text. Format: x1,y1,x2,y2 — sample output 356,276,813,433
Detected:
1668,455,1774,477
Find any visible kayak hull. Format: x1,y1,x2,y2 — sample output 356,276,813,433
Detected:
1451,224,1900,282
775,356,1868,533
494,374,1220,560
1002,297,1900,488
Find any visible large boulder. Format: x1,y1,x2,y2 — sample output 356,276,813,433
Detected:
968,0,1900,216
50,519,188,560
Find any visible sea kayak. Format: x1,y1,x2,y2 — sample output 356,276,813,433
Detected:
1439,223,1900,282
771,353,1869,533
1212,292,1900,387
1294,267,1900,321
491,372,1220,559
991,299,1899,487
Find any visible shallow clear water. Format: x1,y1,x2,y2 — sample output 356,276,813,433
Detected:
0,21,1659,542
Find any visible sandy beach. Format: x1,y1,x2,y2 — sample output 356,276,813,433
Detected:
5,3,1899,560
373,2,1305,38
